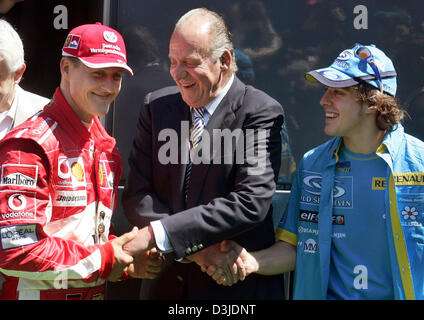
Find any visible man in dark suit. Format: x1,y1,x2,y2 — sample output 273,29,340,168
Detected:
122,7,284,300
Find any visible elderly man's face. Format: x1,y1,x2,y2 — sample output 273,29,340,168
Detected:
169,28,223,108
0,60,16,112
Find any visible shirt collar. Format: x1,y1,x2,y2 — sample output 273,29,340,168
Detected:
330,124,405,161
379,123,404,156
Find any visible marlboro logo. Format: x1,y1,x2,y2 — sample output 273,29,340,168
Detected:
1,165,38,188
64,34,81,49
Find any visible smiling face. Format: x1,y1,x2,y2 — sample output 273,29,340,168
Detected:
60,58,123,122
319,86,369,138
168,19,229,109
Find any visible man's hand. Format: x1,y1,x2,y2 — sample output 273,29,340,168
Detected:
122,225,155,256
127,248,164,279
201,240,258,286
188,241,246,286
107,227,139,282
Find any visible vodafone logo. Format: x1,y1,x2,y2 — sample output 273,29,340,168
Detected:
58,158,71,179
8,194,27,211
103,30,118,43
56,156,86,186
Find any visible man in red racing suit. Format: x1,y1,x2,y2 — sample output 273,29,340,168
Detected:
0,23,143,300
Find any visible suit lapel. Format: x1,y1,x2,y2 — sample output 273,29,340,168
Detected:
186,77,246,207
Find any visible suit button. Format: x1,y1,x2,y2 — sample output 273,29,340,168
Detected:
192,245,198,252
185,248,192,255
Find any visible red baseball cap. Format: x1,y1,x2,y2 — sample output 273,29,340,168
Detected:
62,22,133,76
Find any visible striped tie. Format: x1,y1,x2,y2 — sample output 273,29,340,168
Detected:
184,107,205,199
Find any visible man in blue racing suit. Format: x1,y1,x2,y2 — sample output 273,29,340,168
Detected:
202,44,424,300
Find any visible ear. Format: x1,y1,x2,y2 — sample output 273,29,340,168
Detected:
60,57,72,78
219,50,232,71
13,64,26,84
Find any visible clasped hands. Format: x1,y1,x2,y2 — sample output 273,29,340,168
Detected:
107,226,163,281
107,226,254,286
188,240,257,286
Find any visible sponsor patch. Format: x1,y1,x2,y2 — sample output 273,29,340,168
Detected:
63,34,81,49
397,193,424,227
98,160,115,189
0,191,37,222
394,173,424,186
0,224,38,250
103,30,118,43
372,177,386,190
334,59,350,69
56,157,86,187
53,190,87,207
319,70,343,80
299,210,345,225
299,210,319,223
336,161,351,173
1,164,38,188
337,50,352,61
303,238,318,253
301,171,353,208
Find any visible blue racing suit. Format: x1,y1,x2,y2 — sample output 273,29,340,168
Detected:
276,124,424,299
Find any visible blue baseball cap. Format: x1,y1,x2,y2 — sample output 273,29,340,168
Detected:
305,44,397,96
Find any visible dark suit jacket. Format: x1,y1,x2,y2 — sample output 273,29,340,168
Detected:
122,76,285,299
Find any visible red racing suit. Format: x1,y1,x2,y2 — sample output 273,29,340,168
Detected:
0,88,122,300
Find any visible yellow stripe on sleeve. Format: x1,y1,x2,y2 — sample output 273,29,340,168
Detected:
275,227,297,246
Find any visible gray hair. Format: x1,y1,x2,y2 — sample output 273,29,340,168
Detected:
0,19,24,73
175,8,238,73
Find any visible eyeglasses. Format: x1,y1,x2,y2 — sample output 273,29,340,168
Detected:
355,46,383,92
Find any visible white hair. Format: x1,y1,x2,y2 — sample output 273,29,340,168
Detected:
0,19,24,73
175,8,238,73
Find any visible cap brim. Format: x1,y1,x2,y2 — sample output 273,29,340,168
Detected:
80,57,133,76
62,51,133,76
305,67,358,88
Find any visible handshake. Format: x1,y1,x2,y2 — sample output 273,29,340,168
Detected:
106,226,162,282
107,226,257,286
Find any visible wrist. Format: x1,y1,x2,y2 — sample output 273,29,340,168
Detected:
146,225,156,250
98,241,115,279
248,251,260,275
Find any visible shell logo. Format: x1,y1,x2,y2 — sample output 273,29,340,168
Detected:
71,162,84,181
99,165,104,186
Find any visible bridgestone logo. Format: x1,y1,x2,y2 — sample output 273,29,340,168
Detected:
56,195,86,202
53,190,87,207
2,174,36,186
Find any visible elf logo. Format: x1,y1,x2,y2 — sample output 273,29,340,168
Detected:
299,210,344,225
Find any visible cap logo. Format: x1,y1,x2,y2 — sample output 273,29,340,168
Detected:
319,70,342,80
337,50,352,61
64,34,81,49
103,31,118,43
